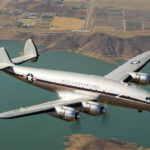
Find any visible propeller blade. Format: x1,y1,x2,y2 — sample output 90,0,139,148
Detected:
71,119,82,132
100,113,110,127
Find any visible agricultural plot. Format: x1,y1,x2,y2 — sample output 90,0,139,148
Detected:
0,0,88,32
50,17,84,31
125,10,150,21
91,6,150,32
94,19,123,31
143,21,150,30
94,8,109,19
94,8,123,20
93,8,123,31
126,21,142,31
109,9,123,20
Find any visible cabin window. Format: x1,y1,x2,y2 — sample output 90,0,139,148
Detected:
146,97,150,100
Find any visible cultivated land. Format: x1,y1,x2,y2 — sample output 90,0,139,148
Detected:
87,0,150,33
50,17,84,31
0,0,150,62
0,0,88,32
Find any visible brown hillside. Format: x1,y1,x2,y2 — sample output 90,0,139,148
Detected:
34,32,150,60
1,31,150,61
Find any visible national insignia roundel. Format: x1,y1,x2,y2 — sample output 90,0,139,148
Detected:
26,73,34,83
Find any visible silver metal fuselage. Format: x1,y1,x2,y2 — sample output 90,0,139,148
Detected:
5,65,150,111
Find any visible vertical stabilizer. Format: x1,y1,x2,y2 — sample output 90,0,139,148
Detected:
24,39,38,62
0,47,12,70
12,39,39,64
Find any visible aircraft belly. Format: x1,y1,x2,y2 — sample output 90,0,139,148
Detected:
100,95,150,111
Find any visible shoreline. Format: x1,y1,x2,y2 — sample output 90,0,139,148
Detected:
0,31,149,63
64,134,150,150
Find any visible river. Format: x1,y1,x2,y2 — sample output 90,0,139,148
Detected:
0,40,150,150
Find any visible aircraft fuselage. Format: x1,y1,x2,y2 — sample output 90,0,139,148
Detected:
5,65,150,111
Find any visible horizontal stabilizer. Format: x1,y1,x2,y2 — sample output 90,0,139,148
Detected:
0,47,12,70
12,39,39,64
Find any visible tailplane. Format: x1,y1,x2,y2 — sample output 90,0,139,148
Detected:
12,39,39,64
0,39,39,70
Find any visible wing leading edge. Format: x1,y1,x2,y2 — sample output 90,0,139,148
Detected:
104,51,150,82
0,96,93,119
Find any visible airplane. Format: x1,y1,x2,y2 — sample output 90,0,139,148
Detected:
0,39,150,121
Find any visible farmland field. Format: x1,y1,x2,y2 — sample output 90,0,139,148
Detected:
87,0,150,32
50,17,84,31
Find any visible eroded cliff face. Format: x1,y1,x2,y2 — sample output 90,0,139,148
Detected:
1,31,150,61
64,134,150,150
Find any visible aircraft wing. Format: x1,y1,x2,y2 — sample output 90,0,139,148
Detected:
104,51,150,82
0,96,93,119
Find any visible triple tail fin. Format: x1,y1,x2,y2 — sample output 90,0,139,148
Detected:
0,39,39,70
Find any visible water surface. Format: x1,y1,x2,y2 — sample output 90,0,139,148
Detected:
0,40,150,150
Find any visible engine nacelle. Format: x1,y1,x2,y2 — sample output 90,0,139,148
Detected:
128,72,150,85
48,106,80,121
81,101,106,115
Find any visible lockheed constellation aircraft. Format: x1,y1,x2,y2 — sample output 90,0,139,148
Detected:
0,39,150,121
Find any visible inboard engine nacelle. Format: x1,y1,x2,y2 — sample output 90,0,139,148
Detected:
128,72,150,85
81,101,106,115
48,106,80,121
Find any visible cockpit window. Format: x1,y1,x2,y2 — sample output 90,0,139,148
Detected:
146,97,150,100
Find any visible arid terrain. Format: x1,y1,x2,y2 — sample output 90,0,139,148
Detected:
64,134,150,150
0,0,150,62
88,0,150,33
0,0,88,32
2,31,150,62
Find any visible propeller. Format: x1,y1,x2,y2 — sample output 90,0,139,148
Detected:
95,105,111,127
100,113,110,127
71,118,82,132
70,113,88,132
101,104,111,127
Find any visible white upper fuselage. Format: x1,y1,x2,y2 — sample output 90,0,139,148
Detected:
5,65,150,111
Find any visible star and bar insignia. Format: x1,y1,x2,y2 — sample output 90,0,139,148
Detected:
23,73,37,83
